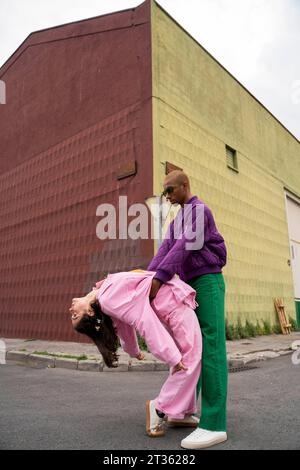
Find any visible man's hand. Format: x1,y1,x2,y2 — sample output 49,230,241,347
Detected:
172,361,188,375
149,278,162,299
136,352,145,361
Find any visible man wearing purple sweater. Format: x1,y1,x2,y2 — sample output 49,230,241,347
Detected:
148,170,228,449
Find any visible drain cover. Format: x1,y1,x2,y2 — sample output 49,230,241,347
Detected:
228,364,259,373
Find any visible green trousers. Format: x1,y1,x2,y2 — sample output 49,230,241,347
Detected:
188,273,227,432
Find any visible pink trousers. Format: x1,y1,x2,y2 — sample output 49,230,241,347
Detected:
151,283,202,419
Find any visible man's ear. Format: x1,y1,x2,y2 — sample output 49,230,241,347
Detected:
87,309,95,317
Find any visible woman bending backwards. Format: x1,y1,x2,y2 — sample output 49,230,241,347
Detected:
70,269,202,438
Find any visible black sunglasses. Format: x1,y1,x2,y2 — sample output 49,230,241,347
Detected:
161,185,180,197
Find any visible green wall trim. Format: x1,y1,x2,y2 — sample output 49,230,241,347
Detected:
295,300,300,327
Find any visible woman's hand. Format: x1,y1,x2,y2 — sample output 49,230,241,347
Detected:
136,352,145,361
172,361,188,375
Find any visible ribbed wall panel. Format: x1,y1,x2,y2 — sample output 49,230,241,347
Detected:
0,1,153,340
151,1,299,324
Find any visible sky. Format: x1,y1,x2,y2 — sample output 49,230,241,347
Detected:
0,0,299,140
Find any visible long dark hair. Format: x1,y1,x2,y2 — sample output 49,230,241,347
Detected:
74,299,119,368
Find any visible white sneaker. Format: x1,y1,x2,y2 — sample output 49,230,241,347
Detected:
181,427,227,449
146,400,166,437
168,415,199,428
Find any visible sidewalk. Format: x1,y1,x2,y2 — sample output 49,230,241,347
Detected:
2,332,300,372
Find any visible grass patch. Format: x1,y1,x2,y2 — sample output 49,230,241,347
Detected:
137,334,148,352
262,320,272,335
237,318,248,339
32,351,88,361
245,320,256,338
272,323,282,334
289,316,300,332
255,320,264,336
226,317,287,341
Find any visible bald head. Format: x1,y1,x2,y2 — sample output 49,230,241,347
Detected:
163,170,193,206
164,170,190,189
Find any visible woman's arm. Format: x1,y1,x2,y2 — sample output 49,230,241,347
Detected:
113,319,141,358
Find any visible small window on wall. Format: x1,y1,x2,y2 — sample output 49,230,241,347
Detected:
226,145,238,172
165,162,183,175
117,160,137,180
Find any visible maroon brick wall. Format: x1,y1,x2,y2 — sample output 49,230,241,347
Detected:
0,1,154,341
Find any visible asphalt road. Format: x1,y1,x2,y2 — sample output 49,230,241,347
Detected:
0,355,299,450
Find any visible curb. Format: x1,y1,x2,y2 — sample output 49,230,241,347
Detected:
227,348,293,367
5,351,169,372
5,347,294,372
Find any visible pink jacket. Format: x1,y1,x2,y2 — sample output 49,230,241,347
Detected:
95,271,198,367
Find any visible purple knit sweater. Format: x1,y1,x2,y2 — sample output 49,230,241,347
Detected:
148,196,227,283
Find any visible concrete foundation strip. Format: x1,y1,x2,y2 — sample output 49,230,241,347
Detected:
5,347,294,372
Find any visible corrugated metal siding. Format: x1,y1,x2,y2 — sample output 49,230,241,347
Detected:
151,1,298,324
0,1,153,340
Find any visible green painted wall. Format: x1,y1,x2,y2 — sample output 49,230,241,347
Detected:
151,1,299,325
